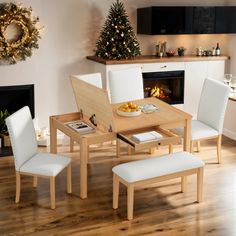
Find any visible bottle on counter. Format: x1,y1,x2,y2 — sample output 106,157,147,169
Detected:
216,43,221,56
212,47,216,56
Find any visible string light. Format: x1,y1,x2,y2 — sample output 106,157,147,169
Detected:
0,2,42,64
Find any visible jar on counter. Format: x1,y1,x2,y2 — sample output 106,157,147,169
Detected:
212,47,216,56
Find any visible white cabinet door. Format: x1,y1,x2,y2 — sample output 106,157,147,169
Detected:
184,60,225,117
184,61,208,116
207,60,225,82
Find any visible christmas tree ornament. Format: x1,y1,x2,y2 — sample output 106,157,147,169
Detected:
95,0,141,60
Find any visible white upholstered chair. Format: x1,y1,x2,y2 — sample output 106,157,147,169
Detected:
5,106,72,209
72,73,102,88
176,78,230,163
108,67,144,104
108,67,170,154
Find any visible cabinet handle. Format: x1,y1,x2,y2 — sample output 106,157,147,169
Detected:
160,65,167,69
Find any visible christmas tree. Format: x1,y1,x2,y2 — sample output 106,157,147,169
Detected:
95,0,141,60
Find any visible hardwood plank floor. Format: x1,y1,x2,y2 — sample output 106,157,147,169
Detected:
0,136,236,236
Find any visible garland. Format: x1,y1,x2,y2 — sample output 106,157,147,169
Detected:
0,2,41,64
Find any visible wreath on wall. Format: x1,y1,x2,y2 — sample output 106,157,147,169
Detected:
0,2,41,64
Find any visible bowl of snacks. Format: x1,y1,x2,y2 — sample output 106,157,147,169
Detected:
166,50,176,57
117,102,141,117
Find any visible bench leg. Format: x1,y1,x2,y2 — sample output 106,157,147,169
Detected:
67,163,72,194
50,176,56,209
113,174,119,209
197,167,204,202
181,176,187,193
127,184,134,220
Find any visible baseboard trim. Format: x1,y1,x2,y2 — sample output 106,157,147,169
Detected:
223,128,236,141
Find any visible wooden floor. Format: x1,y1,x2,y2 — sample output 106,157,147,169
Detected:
0,136,236,236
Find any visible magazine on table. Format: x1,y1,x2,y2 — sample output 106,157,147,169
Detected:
65,120,95,134
131,131,163,143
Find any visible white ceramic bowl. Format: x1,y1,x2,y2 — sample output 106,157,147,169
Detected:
116,109,141,117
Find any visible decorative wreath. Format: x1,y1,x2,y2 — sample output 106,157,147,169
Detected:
0,2,41,64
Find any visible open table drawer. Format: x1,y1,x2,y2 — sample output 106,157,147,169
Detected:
117,126,181,151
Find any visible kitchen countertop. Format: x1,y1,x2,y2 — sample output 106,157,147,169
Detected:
86,55,230,65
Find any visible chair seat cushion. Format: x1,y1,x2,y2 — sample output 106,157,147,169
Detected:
172,120,219,141
112,152,204,183
191,120,219,140
20,153,71,177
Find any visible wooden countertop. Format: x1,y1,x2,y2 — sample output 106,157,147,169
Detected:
87,55,230,65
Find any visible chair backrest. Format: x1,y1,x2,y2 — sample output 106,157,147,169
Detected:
72,73,102,88
197,78,230,133
108,67,144,104
5,106,38,171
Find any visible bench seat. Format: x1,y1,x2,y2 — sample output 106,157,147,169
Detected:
112,151,204,220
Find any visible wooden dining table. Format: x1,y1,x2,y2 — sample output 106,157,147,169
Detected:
50,77,192,199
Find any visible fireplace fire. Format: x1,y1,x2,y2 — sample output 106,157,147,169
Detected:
143,70,184,105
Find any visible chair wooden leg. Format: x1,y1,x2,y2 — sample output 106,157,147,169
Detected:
197,167,204,202
181,176,187,193
15,172,21,203
127,184,134,220
70,138,74,152
217,135,222,164
116,138,120,158
197,141,201,152
50,177,56,209
67,163,72,194
33,176,38,187
190,141,194,153
113,174,119,209
169,144,173,153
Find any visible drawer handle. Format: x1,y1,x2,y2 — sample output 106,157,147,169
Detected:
160,65,167,69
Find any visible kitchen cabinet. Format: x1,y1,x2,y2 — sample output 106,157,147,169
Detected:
215,7,236,34
184,60,225,117
137,6,236,35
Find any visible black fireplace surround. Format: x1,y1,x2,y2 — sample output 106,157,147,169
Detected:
0,84,35,118
143,70,184,105
0,84,34,156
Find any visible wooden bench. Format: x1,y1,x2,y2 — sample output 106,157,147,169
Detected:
112,151,204,220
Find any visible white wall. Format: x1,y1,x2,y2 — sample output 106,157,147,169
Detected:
0,0,235,129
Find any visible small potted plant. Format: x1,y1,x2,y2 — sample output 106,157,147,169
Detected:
177,47,186,56
0,110,10,147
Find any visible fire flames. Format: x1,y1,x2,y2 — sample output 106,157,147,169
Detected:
150,86,169,99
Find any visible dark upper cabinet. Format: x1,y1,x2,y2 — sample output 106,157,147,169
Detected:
137,7,191,35
137,6,236,35
192,7,215,34
215,7,236,33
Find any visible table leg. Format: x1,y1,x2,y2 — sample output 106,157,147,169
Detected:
80,137,88,199
183,118,191,152
50,117,57,154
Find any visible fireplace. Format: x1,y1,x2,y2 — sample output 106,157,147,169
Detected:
0,84,35,118
0,84,34,156
143,71,184,104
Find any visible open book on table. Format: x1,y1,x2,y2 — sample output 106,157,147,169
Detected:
131,131,163,143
